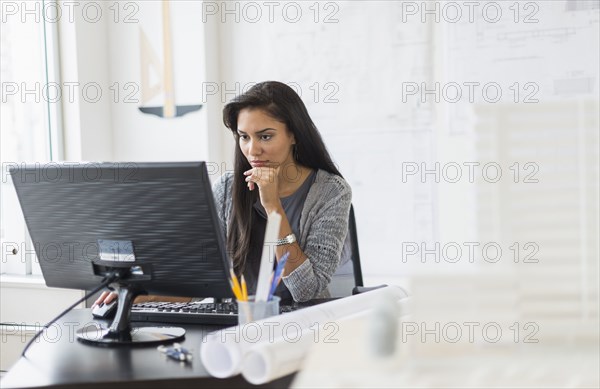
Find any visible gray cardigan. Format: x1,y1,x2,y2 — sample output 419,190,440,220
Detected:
212,169,352,302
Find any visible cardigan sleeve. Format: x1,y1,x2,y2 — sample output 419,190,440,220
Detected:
282,175,352,302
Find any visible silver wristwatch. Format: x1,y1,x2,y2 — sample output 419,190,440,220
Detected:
275,233,296,246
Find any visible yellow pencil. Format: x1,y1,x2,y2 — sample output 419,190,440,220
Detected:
229,280,242,300
229,269,243,300
241,275,248,301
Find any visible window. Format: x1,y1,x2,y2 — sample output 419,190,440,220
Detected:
1,0,62,275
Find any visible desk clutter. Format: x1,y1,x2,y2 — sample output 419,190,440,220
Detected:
157,343,193,363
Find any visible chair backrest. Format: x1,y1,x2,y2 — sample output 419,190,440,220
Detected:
328,204,363,297
348,204,364,287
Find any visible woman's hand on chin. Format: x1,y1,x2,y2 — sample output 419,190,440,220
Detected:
244,166,282,212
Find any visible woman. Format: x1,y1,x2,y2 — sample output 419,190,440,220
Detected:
95,81,351,305
217,81,352,302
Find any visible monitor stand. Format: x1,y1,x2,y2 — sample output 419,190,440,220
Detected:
76,285,185,346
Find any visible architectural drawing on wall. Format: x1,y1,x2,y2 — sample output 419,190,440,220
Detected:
441,0,599,134
138,0,201,119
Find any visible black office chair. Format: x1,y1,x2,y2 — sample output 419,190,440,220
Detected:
328,204,363,297
348,204,364,287
347,205,391,296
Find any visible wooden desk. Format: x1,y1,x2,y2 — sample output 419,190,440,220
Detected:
1,309,294,388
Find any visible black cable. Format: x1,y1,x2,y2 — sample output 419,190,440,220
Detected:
21,274,120,358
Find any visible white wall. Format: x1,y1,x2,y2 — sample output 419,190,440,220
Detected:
60,1,215,164
58,1,112,161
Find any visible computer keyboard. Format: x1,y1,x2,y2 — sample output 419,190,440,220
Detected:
130,301,299,326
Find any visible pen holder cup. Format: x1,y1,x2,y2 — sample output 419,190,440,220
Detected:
237,296,280,325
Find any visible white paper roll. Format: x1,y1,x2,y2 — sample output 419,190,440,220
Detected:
200,331,244,378
200,285,408,380
241,331,315,385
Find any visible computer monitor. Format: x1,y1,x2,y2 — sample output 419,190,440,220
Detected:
9,161,233,345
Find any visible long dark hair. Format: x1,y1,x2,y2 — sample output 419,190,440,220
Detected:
222,81,341,273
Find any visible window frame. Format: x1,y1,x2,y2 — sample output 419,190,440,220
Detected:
1,0,64,276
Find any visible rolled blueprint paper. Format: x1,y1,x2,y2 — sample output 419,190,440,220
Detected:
200,285,408,379
241,329,316,385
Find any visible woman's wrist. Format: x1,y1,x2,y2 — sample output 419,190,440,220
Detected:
264,201,284,216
